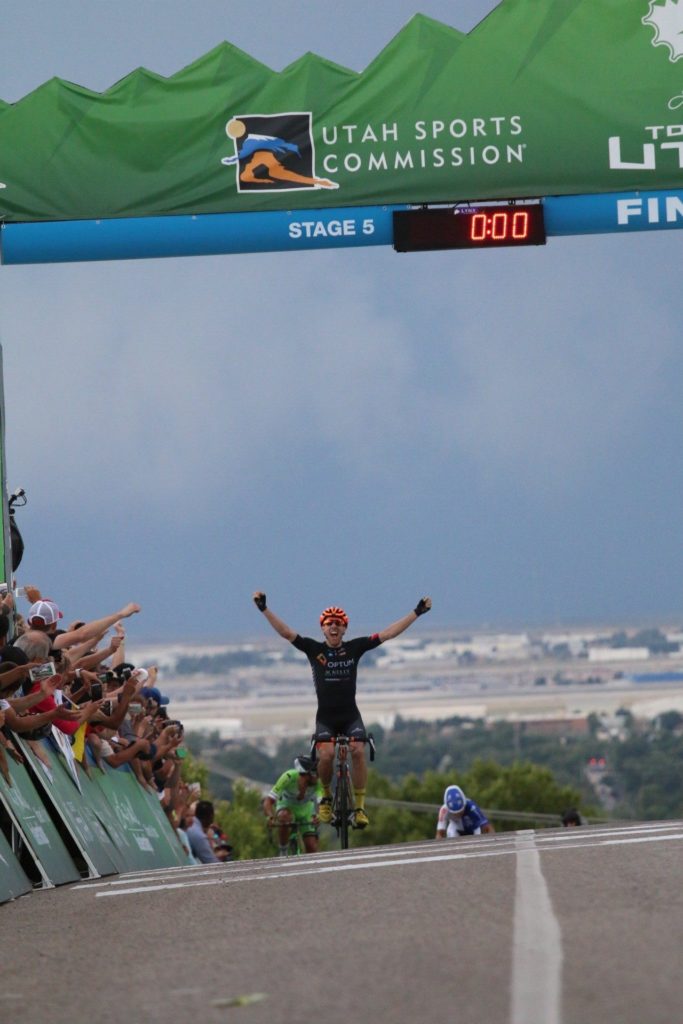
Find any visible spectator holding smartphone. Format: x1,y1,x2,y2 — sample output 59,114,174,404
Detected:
14,631,103,736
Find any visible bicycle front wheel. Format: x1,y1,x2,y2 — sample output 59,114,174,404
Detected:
336,773,351,850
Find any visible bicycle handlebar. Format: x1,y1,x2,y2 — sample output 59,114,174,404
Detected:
310,732,376,762
266,819,316,829
266,819,313,827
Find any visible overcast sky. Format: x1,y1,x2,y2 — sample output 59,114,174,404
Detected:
0,0,681,642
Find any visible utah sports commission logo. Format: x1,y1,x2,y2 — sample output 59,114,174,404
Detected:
221,113,339,193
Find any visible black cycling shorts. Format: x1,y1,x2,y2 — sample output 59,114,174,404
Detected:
314,713,366,743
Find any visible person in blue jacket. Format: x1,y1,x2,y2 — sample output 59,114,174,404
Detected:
435,784,495,838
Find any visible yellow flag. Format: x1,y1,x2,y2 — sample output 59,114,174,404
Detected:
72,724,87,762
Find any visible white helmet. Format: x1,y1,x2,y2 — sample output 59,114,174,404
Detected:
444,785,466,813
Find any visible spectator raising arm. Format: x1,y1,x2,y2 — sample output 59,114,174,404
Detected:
89,678,137,730
110,623,127,669
53,603,141,650
61,631,108,668
68,632,123,673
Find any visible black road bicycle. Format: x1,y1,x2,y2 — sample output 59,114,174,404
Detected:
312,733,376,850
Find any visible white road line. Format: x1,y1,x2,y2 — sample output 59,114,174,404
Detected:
90,826,683,898
72,864,227,889
536,822,682,845
95,847,516,896
598,833,683,848
74,823,682,891
511,831,562,1024
78,839,516,889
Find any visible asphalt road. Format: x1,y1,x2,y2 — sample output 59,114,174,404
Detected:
3,820,682,1024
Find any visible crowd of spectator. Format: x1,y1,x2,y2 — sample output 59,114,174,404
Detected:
0,585,232,866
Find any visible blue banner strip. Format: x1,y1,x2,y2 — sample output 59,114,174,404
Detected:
544,189,683,236
0,207,401,265
2,189,683,264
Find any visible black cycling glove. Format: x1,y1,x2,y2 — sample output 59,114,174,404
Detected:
414,597,430,617
254,593,267,612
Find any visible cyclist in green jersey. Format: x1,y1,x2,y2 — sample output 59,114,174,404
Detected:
263,755,322,855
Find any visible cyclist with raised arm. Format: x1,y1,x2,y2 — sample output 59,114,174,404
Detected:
253,591,432,830
263,755,322,855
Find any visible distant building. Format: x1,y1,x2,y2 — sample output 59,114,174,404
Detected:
627,671,683,684
460,633,532,660
540,632,593,657
520,717,590,737
588,647,650,663
374,632,534,666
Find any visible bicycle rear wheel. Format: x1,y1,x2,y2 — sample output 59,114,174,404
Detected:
288,831,301,856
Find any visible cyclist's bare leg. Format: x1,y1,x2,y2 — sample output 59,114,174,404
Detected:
350,740,367,792
303,834,319,854
276,807,293,846
316,741,335,789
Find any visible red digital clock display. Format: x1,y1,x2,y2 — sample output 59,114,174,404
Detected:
393,205,546,252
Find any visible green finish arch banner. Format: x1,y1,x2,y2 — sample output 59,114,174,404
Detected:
1,0,682,224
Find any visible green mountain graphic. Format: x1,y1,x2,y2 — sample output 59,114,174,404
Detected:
0,0,680,223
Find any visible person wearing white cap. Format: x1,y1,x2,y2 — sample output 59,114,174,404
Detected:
26,599,141,651
26,600,62,628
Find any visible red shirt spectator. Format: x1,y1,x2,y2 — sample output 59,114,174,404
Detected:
26,679,80,735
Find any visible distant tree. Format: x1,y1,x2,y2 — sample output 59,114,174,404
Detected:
179,749,210,791
605,628,678,654
184,730,207,756
219,782,272,860
189,703,683,843
216,743,276,783
466,759,582,821
587,713,601,736
615,708,635,735
611,731,683,820
632,629,678,654
351,760,586,846
656,710,683,732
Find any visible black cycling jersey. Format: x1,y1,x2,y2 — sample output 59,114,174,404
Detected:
291,634,382,724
